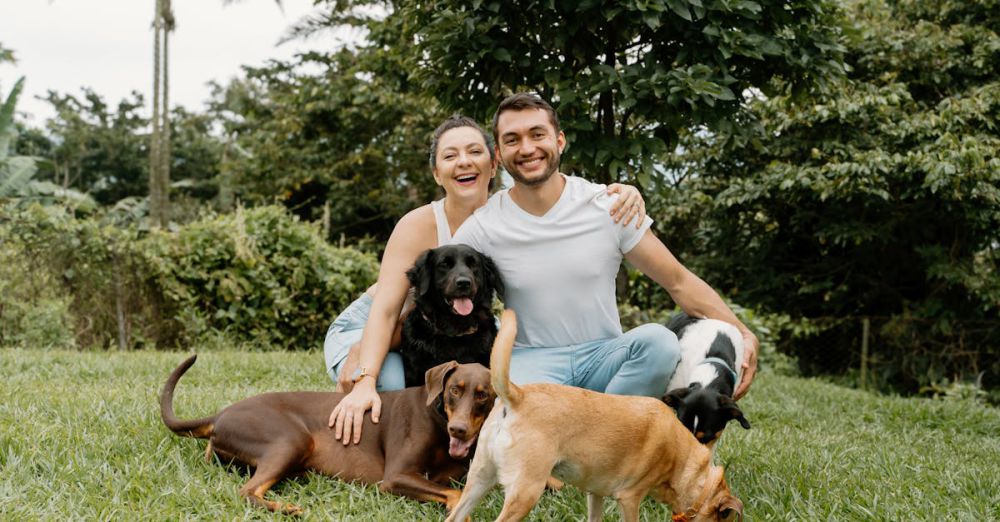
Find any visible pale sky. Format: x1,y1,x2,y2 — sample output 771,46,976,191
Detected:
0,0,351,126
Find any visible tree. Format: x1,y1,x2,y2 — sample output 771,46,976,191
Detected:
207,51,446,241
662,0,1000,394
148,0,283,227
41,89,150,205
296,0,846,185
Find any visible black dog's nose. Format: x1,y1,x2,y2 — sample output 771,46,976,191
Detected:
455,278,472,291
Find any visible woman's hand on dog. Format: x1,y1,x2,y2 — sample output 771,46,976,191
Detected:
607,183,646,228
734,330,760,400
329,376,381,445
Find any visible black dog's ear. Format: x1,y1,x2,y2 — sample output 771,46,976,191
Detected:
719,395,751,430
424,360,460,406
407,249,435,298
480,253,504,301
663,386,692,409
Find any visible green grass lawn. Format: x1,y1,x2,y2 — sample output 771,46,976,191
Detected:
2,348,998,521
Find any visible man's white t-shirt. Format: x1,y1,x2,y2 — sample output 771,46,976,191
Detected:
452,175,653,348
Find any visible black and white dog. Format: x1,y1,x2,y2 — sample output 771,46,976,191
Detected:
663,312,751,447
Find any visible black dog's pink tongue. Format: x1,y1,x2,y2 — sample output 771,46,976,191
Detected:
449,436,475,458
452,298,473,316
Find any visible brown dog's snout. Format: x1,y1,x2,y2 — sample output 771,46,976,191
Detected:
448,422,470,440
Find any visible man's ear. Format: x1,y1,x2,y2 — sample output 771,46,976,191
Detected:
719,395,751,430
406,248,435,297
663,386,692,408
424,360,460,406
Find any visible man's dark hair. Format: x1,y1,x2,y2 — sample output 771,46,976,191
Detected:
429,115,496,168
491,92,561,141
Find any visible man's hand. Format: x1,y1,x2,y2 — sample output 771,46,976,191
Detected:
607,183,646,228
734,330,759,400
335,343,362,393
329,377,381,445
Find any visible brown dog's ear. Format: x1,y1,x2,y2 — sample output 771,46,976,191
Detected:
719,396,752,430
424,360,460,406
718,495,744,522
663,387,692,408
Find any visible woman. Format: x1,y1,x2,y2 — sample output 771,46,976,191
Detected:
326,115,646,444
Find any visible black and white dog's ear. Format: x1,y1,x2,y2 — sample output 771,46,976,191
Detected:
480,253,505,300
663,386,692,408
407,249,435,297
719,395,751,430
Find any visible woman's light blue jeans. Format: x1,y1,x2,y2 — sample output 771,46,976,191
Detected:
323,293,406,391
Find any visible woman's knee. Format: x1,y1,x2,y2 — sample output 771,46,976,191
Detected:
376,352,406,391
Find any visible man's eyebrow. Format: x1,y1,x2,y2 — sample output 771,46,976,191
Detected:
501,125,547,139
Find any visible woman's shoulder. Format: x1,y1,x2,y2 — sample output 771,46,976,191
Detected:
388,203,438,248
397,203,435,229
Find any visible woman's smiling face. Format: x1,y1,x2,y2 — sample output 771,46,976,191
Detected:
432,126,496,199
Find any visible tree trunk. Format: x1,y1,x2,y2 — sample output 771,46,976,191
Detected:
160,21,171,227
149,0,163,228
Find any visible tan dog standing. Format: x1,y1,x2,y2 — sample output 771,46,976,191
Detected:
445,310,744,522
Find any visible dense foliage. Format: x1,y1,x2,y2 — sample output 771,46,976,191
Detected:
208,51,446,239
143,205,379,349
656,0,1000,393
300,0,846,186
0,204,378,350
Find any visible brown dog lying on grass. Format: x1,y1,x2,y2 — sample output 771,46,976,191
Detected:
445,310,744,522
159,355,494,515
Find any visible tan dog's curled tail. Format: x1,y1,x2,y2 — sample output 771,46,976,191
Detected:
159,354,217,438
490,309,523,408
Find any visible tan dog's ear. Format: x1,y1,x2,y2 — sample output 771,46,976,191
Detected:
718,496,744,522
425,361,460,406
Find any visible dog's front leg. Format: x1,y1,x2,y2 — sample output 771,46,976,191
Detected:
586,493,604,522
444,452,498,522
379,471,462,509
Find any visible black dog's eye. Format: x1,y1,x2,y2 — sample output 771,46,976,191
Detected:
440,257,455,269
465,256,477,267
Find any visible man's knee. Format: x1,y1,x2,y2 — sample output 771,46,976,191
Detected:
627,323,680,378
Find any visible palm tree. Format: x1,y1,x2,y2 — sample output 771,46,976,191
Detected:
149,0,281,228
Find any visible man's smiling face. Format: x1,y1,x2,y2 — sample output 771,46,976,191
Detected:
495,108,565,187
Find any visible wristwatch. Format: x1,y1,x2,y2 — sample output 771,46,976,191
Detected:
351,367,375,384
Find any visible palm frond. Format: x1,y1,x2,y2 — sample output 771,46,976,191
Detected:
0,76,26,158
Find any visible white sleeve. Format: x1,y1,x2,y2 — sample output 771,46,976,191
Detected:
591,187,654,254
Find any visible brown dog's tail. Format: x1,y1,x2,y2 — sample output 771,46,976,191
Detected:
490,309,523,408
159,355,216,438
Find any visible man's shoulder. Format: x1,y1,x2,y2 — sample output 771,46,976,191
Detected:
563,175,617,211
470,189,509,220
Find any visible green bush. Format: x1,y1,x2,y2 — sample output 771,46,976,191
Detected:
0,203,377,351
141,205,378,350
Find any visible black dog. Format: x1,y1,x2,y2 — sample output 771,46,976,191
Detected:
663,312,751,448
402,244,504,386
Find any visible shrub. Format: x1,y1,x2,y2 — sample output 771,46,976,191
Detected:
141,205,378,350
0,203,378,351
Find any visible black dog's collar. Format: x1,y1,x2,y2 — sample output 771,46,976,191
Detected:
420,310,480,337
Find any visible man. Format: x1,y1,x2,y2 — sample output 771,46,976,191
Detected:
452,92,758,399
